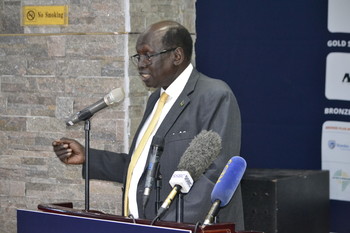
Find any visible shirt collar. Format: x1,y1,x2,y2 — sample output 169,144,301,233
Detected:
160,63,193,99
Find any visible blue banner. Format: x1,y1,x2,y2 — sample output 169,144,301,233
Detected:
196,0,350,232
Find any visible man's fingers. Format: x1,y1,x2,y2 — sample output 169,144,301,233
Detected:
55,148,72,155
53,143,69,152
57,150,72,163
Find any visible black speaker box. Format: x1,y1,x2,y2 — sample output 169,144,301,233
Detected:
241,169,329,233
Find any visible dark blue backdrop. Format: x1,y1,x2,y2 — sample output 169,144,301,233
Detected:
195,1,350,232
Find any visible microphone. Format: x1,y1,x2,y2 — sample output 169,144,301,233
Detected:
155,130,222,220
203,156,247,226
66,87,124,126
142,136,164,210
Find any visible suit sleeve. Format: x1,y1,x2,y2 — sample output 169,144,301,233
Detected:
193,78,241,183
82,149,128,183
204,84,244,230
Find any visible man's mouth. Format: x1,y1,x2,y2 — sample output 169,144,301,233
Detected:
140,73,151,81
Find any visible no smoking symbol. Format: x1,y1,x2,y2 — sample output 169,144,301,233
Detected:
26,10,36,21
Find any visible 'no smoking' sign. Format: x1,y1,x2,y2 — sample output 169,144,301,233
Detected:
22,6,68,26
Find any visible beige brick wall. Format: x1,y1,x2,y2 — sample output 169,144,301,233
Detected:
0,0,196,232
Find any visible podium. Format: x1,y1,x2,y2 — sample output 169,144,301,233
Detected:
17,203,253,233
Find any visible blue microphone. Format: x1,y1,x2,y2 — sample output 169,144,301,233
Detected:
203,156,247,226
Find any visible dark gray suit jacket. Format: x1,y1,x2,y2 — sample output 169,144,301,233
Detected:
87,68,244,230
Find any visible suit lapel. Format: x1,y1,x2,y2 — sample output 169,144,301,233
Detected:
128,89,161,155
155,69,200,138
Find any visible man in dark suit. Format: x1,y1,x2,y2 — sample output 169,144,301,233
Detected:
52,20,243,230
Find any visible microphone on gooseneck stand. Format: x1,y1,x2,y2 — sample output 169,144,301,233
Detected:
203,156,247,226
66,87,124,126
142,136,164,213
153,130,222,222
67,87,124,211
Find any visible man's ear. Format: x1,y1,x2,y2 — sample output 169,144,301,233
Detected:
173,47,185,66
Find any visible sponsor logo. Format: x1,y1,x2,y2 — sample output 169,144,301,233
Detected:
327,140,350,151
332,170,350,192
325,53,350,101
343,73,350,83
328,0,350,33
328,140,336,149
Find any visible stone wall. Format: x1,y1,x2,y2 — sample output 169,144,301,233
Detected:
0,0,196,232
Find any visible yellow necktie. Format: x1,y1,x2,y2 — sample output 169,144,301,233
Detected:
124,92,169,216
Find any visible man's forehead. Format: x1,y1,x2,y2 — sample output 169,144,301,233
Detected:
136,29,166,49
142,26,167,39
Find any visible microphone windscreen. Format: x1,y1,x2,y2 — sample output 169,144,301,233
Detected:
211,156,246,207
177,130,222,181
105,87,124,105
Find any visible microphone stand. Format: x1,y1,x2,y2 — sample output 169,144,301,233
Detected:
176,193,184,223
84,119,91,211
